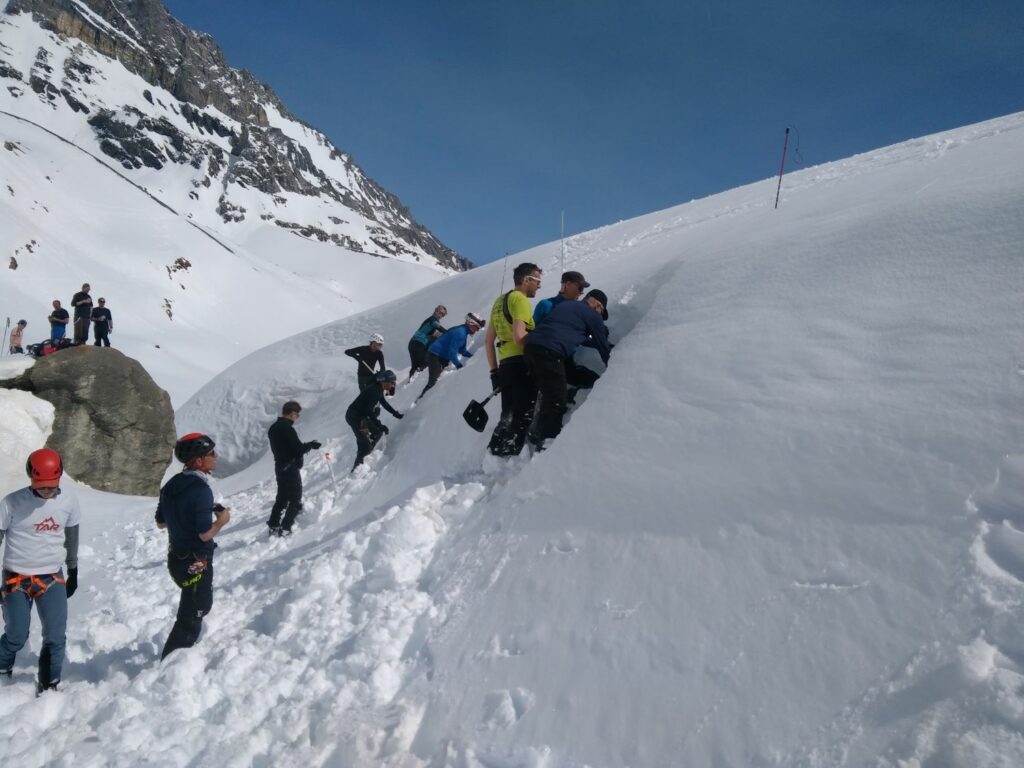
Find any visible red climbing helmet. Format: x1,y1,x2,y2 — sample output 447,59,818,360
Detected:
26,448,63,489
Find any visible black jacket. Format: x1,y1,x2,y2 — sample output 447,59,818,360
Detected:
155,472,216,555
346,382,400,421
345,345,385,377
268,417,313,472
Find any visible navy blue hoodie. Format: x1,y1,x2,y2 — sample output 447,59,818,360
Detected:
155,472,216,555
525,300,611,364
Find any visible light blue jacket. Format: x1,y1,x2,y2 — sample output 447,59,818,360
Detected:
428,324,475,367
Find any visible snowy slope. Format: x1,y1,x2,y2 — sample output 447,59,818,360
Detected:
0,108,445,405
2,112,1024,767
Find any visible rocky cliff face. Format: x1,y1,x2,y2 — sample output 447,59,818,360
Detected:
1,0,469,270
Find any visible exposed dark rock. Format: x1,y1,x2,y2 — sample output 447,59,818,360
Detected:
0,348,175,495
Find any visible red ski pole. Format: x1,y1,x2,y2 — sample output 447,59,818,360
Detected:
774,127,790,209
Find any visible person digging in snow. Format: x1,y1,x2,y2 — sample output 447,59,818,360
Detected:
417,312,485,400
346,369,403,471
345,333,386,392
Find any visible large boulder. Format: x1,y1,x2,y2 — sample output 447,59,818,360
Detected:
0,347,175,495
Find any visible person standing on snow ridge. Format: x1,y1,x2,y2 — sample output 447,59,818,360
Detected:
90,297,113,347
0,448,80,694
417,312,485,400
524,289,612,451
484,262,542,457
47,300,69,343
71,283,92,344
345,334,386,392
345,370,403,471
532,270,590,326
407,305,448,381
266,401,321,537
9,319,27,354
155,433,230,660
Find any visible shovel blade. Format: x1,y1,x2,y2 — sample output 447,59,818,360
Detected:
463,399,490,432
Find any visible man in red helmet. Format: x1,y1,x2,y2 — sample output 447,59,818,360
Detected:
156,433,230,660
0,448,80,693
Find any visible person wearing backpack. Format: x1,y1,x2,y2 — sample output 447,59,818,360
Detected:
407,305,448,381
483,262,542,456
155,434,230,660
345,370,403,471
345,334,386,391
417,312,485,400
266,401,321,537
0,448,80,694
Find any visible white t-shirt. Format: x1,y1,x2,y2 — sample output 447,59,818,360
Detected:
0,486,81,575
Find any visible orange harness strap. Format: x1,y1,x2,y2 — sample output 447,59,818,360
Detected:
2,572,65,599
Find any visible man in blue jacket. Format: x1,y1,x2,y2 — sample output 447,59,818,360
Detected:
532,270,589,325
156,433,230,660
417,312,485,400
523,289,612,450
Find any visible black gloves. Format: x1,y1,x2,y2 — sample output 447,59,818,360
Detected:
490,369,500,392
306,440,322,450
395,412,404,419
65,568,78,598
381,425,390,435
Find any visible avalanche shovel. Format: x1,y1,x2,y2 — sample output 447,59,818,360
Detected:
463,390,499,432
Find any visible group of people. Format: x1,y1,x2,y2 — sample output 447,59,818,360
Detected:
6,283,115,355
0,264,613,686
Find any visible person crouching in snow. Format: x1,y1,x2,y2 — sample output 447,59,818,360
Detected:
417,312,485,401
156,433,230,660
0,448,80,694
346,370,403,471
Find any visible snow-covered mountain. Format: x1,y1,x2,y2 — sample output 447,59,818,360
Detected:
0,0,467,271
2,111,1024,767
0,0,472,404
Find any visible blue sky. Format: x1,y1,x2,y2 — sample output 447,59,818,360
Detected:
163,1,1023,266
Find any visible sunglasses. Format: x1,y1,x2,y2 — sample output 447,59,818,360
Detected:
524,275,542,284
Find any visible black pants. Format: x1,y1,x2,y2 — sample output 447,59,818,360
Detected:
73,316,89,344
408,340,428,379
524,345,569,441
93,324,110,347
161,551,214,660
268,465,303,531
417,353,448,399
346,410,383,470
487,356,538,456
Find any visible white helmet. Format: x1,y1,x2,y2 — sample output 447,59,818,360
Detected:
465,312,485,329
370,333,384,345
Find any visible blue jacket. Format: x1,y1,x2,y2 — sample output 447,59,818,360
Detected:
155,472,216,555
411,316,446,345
533,294,569,325
525,300,611,364
428,324,475,367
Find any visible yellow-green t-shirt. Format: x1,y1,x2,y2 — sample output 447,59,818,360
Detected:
489,290,535,361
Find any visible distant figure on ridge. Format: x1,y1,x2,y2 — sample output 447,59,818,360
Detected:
346,370,403,471
47,300,69,343
156,433,230,660
90,297,113,347
71,283,92,344
484,262,542,456
266,401,321,537
345,333,386,391
524,289,612,451
9,319,27,354
407,305,448,381
0,448,80,694
417,312,485,400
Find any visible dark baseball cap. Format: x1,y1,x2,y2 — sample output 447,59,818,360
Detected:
584,289,609,319
561,270,590,289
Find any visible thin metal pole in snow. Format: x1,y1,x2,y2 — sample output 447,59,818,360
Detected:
560,211,566,274
1,317,9,356
774,127,790,209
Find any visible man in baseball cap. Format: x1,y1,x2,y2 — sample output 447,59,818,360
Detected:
532,270,591,326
